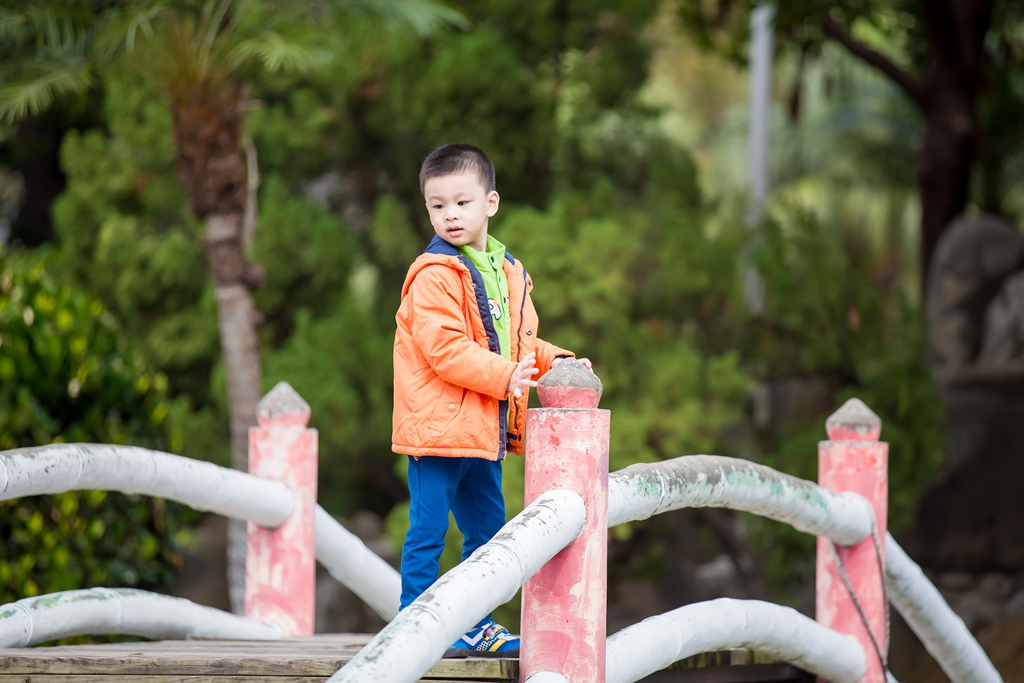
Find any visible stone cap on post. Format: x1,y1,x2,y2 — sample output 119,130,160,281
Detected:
536,358,603,409
256,382,311,428
825,398,882,441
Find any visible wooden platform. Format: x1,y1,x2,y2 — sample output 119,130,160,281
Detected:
0,635,813,682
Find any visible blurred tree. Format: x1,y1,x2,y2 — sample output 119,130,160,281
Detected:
246,0,663,229
0,247,196,609
735,202,944,607
678,0,1024,290
0,0,465,613
50,73,230,467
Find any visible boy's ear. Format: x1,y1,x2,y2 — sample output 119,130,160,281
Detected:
486,190,500,217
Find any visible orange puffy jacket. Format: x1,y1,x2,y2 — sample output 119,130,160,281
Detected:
392,236,574,460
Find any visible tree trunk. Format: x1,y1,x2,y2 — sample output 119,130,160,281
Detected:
916,76,976,290
820,0,993,294
204,213,263,614
913,0,991,291
170,85,262,613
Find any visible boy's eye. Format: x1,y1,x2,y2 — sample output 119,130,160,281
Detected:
458,200,469,206
432,204,443,210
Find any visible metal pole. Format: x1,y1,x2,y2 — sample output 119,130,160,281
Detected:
748,2,775,224
744,3,775,316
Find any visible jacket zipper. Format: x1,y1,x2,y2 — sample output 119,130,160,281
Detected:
509,267,529,447
459,255,507,460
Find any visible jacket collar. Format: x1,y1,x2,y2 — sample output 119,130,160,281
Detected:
424,234,516,265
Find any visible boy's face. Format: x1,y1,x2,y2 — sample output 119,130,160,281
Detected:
423,170,499,252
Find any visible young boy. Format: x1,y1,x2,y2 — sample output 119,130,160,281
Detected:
392,143,589,655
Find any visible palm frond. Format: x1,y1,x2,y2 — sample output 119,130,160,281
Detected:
331,0,468,35
0,8,29,43
227,30,324,72
0,58,92,123
94,3,172,61
198,0,236,71
0,6,92,55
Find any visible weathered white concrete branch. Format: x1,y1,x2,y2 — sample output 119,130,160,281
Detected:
886,534,1003,683
0,445,405,624
329,489,587,683
0,588,283,647
605,598,866,683
315,505,401,622
0,444,293,527
607,455,873,546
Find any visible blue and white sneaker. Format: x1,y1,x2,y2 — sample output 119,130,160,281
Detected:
444,620,520,658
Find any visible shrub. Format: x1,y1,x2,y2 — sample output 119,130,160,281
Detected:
0,248,196,604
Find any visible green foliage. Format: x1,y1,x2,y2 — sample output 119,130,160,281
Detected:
250,176,363,345
678,2,926,67
975,42,1024,218
765,210,943,525
0,0,100,123
737,204,944,605
50,74,226,458
0,0,466,123
248,0,662,212
500,181,751,472
262,290,399,517
0,248,196,604
678,0,1024,222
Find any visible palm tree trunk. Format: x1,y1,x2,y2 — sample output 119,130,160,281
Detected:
205,213,262,614
171,85,262,613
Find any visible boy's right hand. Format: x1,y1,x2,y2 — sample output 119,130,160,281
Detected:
508,352,539,398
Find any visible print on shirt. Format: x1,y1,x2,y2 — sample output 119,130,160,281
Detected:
489,298,503,320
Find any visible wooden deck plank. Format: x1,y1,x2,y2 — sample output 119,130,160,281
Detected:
0,678,503,683
0,635,516,680
0,679,500,683
0,635,811,682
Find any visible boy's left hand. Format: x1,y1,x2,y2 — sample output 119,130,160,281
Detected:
509,352,540,398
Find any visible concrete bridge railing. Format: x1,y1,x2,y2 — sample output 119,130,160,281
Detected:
0,377,1003,683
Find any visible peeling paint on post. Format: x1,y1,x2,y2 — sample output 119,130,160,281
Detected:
816,398,887,683
245,382,318,636
522,360,609,683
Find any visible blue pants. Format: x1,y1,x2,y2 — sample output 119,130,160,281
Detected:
400,455,506,615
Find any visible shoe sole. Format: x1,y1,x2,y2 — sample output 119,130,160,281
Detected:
443,648,520,659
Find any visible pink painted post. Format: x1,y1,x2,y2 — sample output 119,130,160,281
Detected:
816,398,888,683
521,360,610,683
245,381,318,636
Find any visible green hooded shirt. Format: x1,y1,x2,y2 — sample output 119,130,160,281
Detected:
459,234,511,361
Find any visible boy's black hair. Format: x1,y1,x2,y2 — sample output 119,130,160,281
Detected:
419,143,496,195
